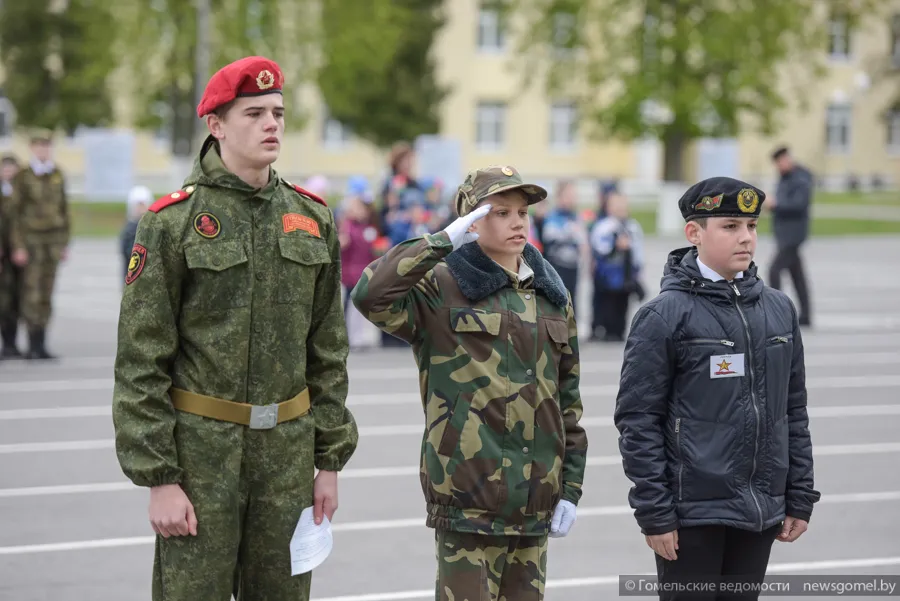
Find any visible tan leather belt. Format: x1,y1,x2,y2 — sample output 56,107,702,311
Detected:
169,387,310,430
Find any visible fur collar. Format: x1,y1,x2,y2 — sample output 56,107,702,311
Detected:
444,242,569,308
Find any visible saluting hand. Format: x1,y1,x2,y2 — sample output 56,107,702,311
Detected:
149,484,198,538
442,204,492,250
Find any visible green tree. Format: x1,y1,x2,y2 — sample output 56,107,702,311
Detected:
510,0,885,180
0,0,116,133
113,0,316,157
317,0,448,149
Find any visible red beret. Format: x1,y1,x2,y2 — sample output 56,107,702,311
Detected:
197,56,284,118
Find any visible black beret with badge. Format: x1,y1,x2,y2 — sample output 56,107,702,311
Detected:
678,176,766,222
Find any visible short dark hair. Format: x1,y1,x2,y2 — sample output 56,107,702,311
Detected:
693,217,708,229
211,99,238,120
1,154,18,167
771,146,789,161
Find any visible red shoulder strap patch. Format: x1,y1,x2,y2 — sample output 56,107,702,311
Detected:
149,186,195,213
291,183,327,207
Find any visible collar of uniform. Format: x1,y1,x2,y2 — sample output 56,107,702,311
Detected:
30,159,55,176
498,257,535,289
444,241,568,307
696,256,743,283
194,136,278,200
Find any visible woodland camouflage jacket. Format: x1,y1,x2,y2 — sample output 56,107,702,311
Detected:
351,232,588,536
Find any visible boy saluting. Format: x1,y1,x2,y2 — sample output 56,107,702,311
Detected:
614,177,820,600
351,166,588,601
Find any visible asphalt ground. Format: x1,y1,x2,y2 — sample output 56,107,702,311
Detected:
1,234,899,600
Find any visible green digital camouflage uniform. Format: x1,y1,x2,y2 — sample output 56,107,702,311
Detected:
112,136,359,601
7,159,69,353
351,166,588,601
0,173,22,354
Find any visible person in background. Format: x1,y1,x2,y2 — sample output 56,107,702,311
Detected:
304,174,331,204
769,146,813,327
589,191,645,342
589,181,619,338
541,180,587,311
119,185,153,282
378,142,423,348
339,176,378,351
0,154,22,358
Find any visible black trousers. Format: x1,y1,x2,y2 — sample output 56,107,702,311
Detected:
768,245,810,324
597,288,630,339
552,265,578,313
654,524,780,600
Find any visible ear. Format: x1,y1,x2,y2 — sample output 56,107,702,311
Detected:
684,221,702,246
207,115,225,140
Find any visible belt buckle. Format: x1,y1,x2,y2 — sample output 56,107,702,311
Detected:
249,404,278,430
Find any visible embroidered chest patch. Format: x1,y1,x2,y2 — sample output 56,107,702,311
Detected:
709,354,745,379
283,213,320,238
193,212,221,239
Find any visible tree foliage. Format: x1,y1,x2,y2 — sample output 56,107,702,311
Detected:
509,0,887,180
0,0,116,133
112,0,316,156
317,0,448,149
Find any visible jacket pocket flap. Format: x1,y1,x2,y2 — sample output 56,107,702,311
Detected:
278,236,331,265
450,308,501,335
184,240,248,272
545,318,569,345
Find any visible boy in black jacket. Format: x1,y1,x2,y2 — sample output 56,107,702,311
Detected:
614,177,820,600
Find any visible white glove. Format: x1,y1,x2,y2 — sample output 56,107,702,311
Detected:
550,499,577,538
441,204,492,250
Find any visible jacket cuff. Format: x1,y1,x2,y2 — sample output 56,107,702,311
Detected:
786,508,812,523
562,482,583,505
131,468,183,488
640,519,680,536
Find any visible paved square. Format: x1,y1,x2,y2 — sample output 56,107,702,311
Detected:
1,234,898,600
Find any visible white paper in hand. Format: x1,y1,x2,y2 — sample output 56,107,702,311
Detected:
289,506,333,576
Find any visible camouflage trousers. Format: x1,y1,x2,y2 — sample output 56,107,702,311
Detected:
0,251,21,327
21,240,63,329
153,411,316,601
435,529,548,601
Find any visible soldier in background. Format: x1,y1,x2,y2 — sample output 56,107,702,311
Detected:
0,153,22,358
8,130,70,360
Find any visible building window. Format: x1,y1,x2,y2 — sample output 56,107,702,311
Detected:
549,102,577,150
888,107,900,153
828,14,850,59
825,103,852,154
476,101,506,150
477,2,505,51
552,11,576,51
321,107,352,148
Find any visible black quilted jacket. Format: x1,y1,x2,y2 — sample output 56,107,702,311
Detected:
614,247,820,535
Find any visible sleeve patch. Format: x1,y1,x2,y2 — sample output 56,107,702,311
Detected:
125,244,148,285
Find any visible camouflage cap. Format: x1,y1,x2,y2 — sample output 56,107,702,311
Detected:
29,128,54,143
454,165,548,217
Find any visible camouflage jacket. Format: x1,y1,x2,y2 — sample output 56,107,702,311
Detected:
8,165,70,250
112,137,358,488
351,233,588,536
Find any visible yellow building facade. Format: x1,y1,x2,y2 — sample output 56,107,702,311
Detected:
0,0,898,197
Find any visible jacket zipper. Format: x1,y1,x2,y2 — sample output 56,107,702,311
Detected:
675,417,683,501
685,338,735,347
732,283,763,530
